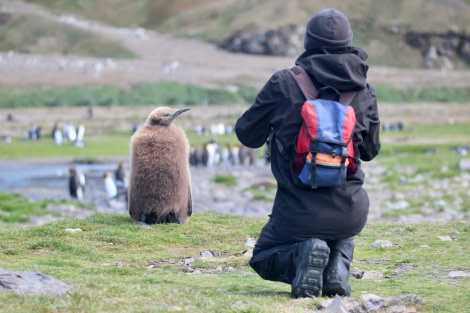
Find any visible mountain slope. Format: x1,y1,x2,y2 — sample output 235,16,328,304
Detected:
1,0,470,91
18,0,470,69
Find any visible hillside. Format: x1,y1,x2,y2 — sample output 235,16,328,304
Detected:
1,0,470,92
14,0,470,69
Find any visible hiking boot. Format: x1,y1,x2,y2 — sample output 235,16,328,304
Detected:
322,250,351,297
291,238,330,298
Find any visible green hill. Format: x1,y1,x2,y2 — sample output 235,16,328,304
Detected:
3,0,470,68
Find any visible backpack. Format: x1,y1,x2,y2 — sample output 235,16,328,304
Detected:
286,65,357,190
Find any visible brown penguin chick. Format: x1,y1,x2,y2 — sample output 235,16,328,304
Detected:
128,107,192,224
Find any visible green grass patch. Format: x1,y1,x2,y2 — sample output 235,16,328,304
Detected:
1,84,468,110
0,14,135,59
0,130,244,159
0,82,258,109
0,213,469,312
0,192,93,224
375,85,470,103
212,174,237,186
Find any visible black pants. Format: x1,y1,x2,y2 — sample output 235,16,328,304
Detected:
250,219,354,284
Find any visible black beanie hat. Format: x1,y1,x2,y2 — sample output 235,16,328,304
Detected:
304,8,353,50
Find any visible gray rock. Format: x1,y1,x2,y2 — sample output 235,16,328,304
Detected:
0,269,70,295
324,295,349,313
200,250,214,258
371,240,393,249
219,24,303,57
448,270,470,278
360,294,388,312
459,158,470,171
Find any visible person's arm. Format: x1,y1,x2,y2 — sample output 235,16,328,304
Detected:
353,84,381,161
235,73,282,148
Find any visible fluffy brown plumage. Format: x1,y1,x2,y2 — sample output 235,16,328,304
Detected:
128,107,192,224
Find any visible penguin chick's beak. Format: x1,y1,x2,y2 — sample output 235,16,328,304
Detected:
172,107,190,117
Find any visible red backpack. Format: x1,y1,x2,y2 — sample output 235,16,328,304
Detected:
287,65,357,190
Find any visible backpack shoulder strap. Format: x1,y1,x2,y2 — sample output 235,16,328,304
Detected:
287,65,358,104
339,91,357,105
286,65,318,100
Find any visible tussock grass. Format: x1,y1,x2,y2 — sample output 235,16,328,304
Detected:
0,212,469,312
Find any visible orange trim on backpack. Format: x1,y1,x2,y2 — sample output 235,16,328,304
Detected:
314,153,349,167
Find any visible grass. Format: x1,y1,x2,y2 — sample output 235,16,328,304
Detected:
0,14,136,59
0,83,468,109
1,101,470,310
0,82,258,109
0,212,468,312
0,192,95,224
212,174,237,186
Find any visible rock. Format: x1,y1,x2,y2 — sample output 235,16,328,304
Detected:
64,228,83,233
323,295,348,313
384,294,424,306
360,294,388,312
362,271,384,280
386,305,407,313
350,267,364,279
219,24,303,57
0,269,70,295
200,250,214,258
405,31,470,68
437,235,455,241
448,270,470,278
459,158,470,171
245,238,256,247
324,295,363,313
371,240,393,249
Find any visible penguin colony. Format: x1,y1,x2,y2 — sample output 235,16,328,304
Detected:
128,107,192,224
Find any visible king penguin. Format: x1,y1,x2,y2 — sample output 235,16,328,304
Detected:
114,161,128,188
69,166,86,200
128,107,192,224
103,171,118,199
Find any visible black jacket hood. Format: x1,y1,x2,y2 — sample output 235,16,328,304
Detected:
295,47,369,91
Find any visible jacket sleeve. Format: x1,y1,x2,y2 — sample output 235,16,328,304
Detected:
235,73,282,148
353,84,381,162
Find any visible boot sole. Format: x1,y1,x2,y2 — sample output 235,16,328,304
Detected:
291,239,330,298
322,281,351,297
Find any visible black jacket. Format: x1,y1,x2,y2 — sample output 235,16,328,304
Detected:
235,47,381,241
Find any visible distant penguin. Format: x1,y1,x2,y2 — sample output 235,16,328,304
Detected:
239,145,258,165
203,140,220,167
76,124,85,142
69,166,86,200
54,127,63,146
103,171,118,199
114,161,128,188
128,107,192,224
